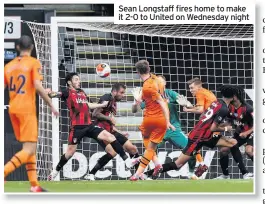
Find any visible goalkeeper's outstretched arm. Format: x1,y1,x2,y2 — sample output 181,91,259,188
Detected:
132,101,145,113
176,94,193,108
131,87,143,113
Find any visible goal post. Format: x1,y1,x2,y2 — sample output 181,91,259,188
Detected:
51,17,60,181
5,16,253,181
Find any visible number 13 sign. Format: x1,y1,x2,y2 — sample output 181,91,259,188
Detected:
4,16,21,39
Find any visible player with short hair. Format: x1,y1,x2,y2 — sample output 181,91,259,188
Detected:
47,73,136,181
183,77,218,174
130,60,175,181
4,35,59,192
145,85,240,179
132,75,198,179
215,86,253,179
84,83,140,180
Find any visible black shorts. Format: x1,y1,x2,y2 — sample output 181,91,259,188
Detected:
234,132,253,147
95,131,128,149
182,135,222,156
68,124,104,145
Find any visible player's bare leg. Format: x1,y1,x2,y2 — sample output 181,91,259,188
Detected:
48,144,77,181
245,145,253,162
216,136,237,147
123,140,139,158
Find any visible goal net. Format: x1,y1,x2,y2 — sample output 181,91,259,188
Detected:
11,17,254,181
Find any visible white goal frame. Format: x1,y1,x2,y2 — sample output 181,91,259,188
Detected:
50,17,114,181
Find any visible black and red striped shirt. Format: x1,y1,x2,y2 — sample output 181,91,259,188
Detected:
94,93,117,132
61,88,91,126
228,103,253,134
189,100,228,141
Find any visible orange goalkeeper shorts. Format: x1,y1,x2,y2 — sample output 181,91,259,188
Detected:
139,116,167,144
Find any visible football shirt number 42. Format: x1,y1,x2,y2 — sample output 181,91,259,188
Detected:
9,75,26,94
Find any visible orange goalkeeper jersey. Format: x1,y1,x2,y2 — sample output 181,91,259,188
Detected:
195,88,217,111
4,56,43,114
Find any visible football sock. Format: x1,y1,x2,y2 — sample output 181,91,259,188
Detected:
110,140,128,160
153,153,160,166
90,153,113,175
248,154,253,162
220,154,229,176
230,146,248,175
56,154,70,171
196,153,204,164
188,155,196,173
139,149,154,169
4,150,30,178
145,162,179,176
143,139,149,149
130,152,139,158
26,155,40,187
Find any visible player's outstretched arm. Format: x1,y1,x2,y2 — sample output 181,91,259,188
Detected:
183,105,204,114
131,103,139,113
239,127,253,138
176,94,193,108
45,88,63,98
34,81,59,116
87,101,108,109
131,87,142,101
131,100,145,113
210,122,233,132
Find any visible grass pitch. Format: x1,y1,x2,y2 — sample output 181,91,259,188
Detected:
5,180,253,193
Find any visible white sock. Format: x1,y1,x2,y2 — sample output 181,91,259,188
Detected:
153,159,160,166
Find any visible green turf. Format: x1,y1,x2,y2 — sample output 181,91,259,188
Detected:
5,180,253,193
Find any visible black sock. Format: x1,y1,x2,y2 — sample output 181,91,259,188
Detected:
161,162,179,172
90,153,113,175
230,146,248,175
248,155,253,162
56,154,70,171
220,154,229,176
188,155,196,173
146,162,179,176
130,152,139,158
146,168,154,177
110,140,128,160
